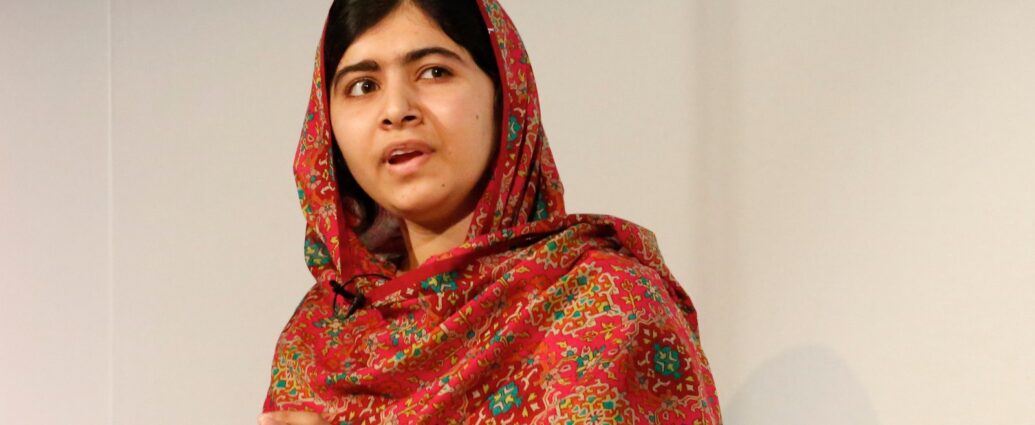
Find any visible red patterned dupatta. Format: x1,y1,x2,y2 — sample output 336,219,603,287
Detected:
262,0,721,423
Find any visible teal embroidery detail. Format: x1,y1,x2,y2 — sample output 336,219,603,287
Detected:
575,346,606,378
653,344,682,378
488,382,522,416
420,271,459,293
304,239,331,267
637,276,663,303
325,372,361,385
533,193,549,220
314,316,345,337
507,115,521,144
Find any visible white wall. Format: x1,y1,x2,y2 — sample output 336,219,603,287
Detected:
3,0,1033,424
0,1,111,423
108,1,328,423
696,1,1035,423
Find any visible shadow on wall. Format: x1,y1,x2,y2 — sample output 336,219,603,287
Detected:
724,346,880,425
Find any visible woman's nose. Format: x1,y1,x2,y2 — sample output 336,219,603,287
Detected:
380,83,421,129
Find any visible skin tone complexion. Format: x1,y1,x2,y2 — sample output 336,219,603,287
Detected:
328,2,497,273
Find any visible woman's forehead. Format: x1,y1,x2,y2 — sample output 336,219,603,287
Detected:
337,3,458,65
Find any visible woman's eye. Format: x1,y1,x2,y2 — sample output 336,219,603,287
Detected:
419,67,452,80
346,79,378,97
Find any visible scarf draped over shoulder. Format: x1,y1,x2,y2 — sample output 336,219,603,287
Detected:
263,1,721,423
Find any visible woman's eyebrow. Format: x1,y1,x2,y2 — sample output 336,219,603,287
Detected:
333,61,379,89
402,46,462,65
331,46,464,90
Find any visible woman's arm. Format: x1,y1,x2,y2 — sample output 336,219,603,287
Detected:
256,411,331,425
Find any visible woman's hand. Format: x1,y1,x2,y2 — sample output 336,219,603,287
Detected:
256,411,332,425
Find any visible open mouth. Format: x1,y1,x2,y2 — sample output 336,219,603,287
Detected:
387,151,425,165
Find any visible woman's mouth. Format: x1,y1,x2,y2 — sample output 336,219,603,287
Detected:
385,150,431,176
382,140,434,176
387,151,425,165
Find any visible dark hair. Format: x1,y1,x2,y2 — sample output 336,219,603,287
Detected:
323,0,502,235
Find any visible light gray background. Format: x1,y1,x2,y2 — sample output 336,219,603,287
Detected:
2,0,1033,424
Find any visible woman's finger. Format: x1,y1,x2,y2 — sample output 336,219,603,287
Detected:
257,411,330,425
256,412,282,425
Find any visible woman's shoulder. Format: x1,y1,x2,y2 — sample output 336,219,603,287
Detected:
557,247,695,329
532,248,719,423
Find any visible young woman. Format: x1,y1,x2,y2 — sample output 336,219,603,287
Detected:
259,1,721,423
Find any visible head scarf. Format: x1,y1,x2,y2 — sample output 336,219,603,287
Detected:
263,1,721,422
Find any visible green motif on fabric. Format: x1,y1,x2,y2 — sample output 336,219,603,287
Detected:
491,331,515,345
507,115,521,144
325,372,361,385
488,382,522,416
653,344,682,378
575,345,606,378
304,238,331,267
637,276,663,303
485,1,501,18
388,314,424,346
533,193,549,221
315,315,347,337
420,271,459,293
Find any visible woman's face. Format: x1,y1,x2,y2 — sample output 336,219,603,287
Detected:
329,2,497,229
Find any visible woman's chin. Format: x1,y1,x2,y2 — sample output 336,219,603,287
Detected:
387,200,475,232
383,198,443,223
